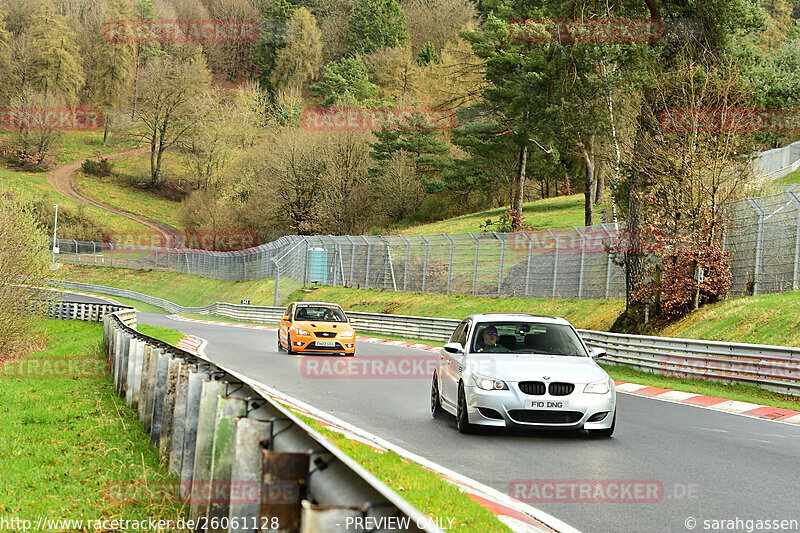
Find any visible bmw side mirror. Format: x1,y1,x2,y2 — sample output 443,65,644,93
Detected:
443,342,464,354
590,347,607,359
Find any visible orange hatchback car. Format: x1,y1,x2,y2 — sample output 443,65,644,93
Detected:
277,302,356,356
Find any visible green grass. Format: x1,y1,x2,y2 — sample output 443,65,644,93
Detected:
137,324,185,346
287,409,513,533
297,286,624,331
603,362,800,411
0,165,147,234
55,264,276,307
773,168,800,185
0,318,186,524
75,171,182,229
659,291,800,347
399,194,601,235
54,131,139,164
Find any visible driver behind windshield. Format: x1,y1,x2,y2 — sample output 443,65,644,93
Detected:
474,326,510,353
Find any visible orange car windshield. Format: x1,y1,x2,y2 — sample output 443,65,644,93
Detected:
295,306,347,322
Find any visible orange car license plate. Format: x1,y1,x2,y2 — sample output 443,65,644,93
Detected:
316,341,336,347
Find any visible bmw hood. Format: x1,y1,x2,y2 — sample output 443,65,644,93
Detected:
465,354,609,384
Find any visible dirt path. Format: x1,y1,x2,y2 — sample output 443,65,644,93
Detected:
48,147,177,240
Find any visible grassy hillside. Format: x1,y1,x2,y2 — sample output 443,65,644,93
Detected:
55,263,800,347
773,168,800,185
295,286,624,331
0,319,185,523
660,291,800,347
56,264,276,307
397,193,607,235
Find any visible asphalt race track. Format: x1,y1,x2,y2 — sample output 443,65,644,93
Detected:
123,310,800,533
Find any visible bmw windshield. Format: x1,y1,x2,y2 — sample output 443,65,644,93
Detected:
471,322,588,357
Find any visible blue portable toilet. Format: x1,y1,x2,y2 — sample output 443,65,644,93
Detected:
307,247,328,284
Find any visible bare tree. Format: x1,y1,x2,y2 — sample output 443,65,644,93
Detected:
128,54,211,187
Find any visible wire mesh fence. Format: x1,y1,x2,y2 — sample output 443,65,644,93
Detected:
725,189,800,295
54,190,800,304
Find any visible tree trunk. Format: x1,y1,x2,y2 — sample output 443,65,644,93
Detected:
102,120,109,146
512,143,528,231
595,173,604,204
580,135,596,227
625,97,654,310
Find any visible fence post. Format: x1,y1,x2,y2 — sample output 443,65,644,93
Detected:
126,245,130,267
272,259,280,307
747,198,765,295
419,235,429,293
574,227,586,299
788,191,800,291
345,235,356,286
302,236,309,287
605,224,617,299
524,232,533,297
493,232,505,295
442,233,454,293
363,236,371,288
74,239,78,262
548,230,560,299
109,243,113,266
468,232,479,295
399,234,410,291
93,241,97,264
379,235,397,291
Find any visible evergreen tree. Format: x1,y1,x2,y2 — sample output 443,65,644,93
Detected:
346,0,409,55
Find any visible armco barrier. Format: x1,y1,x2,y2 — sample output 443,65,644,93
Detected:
53,301,442,532
52,281,800,396
578,330,800,396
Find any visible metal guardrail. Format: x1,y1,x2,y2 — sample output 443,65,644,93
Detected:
47,300,132,322
579,330,800,396
53,300,440,532
51,280,800,396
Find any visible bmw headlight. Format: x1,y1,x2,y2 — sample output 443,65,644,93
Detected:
584,379,610,394
340,330,355,339
473,372,508,391
296,328,310,336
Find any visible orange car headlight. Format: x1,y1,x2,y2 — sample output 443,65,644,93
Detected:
339,330,355,339
295,328,311,336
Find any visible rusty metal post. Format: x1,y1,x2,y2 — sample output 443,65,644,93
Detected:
260,450,310,533
228,417,271,532
207,397,248,531
158,357,184,458
189,379,227,522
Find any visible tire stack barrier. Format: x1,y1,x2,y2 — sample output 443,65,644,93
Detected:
101,307,439,533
